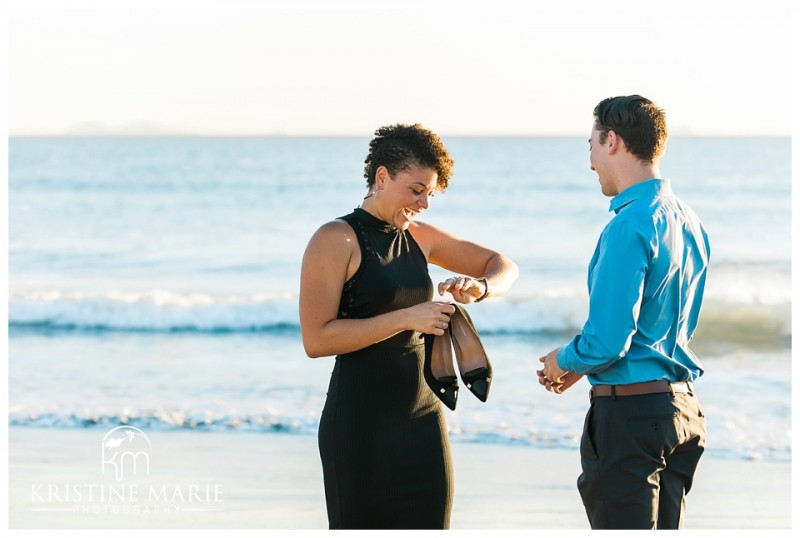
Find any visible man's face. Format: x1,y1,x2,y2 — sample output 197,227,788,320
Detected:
589,126,616,196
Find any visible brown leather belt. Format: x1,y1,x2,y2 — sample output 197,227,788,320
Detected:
590,380,693,398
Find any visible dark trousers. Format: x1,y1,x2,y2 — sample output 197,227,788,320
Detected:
577,391,706,529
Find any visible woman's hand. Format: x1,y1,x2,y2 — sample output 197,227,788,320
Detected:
405,301,456,336
437,275,487,304
408,220,518,304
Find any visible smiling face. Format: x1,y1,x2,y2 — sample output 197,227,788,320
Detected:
589,124,616,197
372,163,438,230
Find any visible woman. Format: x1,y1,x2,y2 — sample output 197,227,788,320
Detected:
299,123,518,529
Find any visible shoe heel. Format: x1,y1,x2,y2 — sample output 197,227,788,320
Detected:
450,305,492,402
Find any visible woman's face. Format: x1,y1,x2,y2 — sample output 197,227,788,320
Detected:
374,164,438,230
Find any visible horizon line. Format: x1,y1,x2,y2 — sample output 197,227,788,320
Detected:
7,132,791,139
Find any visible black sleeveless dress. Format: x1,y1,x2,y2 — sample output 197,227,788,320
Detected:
317,208,454,529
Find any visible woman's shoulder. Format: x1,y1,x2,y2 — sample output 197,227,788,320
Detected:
408,219,454,242
408,219,437,234
306,218,358,250
319,217,354,232
407,219,450,259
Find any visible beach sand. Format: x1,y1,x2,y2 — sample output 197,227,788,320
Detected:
7,426,791,531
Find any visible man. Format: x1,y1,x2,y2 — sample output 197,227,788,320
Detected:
538,95,710,529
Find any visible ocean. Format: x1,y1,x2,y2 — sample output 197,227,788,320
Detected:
7,136,792,462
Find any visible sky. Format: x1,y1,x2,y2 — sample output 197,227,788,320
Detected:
5,0,796,136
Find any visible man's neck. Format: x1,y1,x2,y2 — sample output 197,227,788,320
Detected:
614,162,660,194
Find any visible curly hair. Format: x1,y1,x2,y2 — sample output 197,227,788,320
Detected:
363,123,454,192
593,95,668,163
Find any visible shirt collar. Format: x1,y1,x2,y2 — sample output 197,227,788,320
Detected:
609,178,672,214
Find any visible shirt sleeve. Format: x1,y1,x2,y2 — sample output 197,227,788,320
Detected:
557,218,649,375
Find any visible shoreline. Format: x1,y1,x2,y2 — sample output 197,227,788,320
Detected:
7,426,791,530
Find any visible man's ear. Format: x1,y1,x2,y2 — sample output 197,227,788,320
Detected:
606,130,625,155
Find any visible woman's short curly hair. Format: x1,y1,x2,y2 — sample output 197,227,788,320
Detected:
363,123,454,192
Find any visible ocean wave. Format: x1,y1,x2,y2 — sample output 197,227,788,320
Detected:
8,290,300,333
8,289,791,346
8,410,316,434
7,408,788,462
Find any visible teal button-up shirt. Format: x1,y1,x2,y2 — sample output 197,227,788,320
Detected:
558,178,711,385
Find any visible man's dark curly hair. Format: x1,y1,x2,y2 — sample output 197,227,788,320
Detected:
363,123,454,191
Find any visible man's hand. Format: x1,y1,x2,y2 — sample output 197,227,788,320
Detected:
536,348,584,393
537,368,584,393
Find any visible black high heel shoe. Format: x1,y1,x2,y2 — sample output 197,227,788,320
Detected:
449,304,492,402
423,328,459,410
